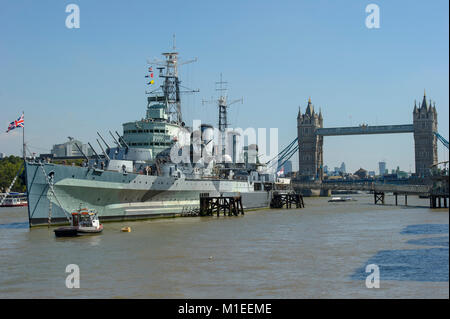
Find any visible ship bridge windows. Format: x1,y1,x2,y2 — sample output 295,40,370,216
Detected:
124,128,169,134
129,142,172,147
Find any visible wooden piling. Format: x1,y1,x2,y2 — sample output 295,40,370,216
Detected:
270,193,304,209
199,195,244,217
429,195,449,209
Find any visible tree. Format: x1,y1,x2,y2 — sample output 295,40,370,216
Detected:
0,156,26,193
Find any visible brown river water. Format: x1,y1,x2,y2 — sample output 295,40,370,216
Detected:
0,194,448,298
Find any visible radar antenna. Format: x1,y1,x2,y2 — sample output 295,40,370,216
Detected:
202,73,243,158
146,38,199,124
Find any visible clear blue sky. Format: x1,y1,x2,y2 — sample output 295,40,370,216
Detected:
0,0,448,173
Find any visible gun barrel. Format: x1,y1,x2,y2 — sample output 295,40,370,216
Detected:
109,131,121,147
115,131,129,149
97,132,111,150
88,142,100,159
96,139,110,161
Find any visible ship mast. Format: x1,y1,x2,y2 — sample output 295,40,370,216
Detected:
146,36,198,125
203,74,243,159
162,51,181,123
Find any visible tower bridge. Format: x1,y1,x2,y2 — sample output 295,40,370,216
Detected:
316,124,414,136
296,92,439,180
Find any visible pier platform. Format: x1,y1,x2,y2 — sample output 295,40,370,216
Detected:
270,192,304,209
199,195,244,217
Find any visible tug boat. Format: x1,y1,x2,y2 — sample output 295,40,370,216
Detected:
54,207,103,237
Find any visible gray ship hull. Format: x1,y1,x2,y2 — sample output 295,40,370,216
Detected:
25,162,270,226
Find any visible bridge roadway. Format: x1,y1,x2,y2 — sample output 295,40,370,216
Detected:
316,124,414,136
291,181,431,195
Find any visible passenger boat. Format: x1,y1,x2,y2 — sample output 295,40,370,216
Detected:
54,207,103,237
0,192,28,207
328,197,356,202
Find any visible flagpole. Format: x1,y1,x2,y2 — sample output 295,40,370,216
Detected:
22,111,25,160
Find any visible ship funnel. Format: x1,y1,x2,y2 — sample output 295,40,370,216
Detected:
200,124,214,160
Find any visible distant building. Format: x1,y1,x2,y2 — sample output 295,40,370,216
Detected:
354,168,368,179
283,161,292,175
323,165,329,174
50,138,93,157
340,162,346,174
378,161,386,176
368,171,376,177
0,152,4,159
397,170,409,179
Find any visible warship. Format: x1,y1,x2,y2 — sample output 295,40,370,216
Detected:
25,47,277,226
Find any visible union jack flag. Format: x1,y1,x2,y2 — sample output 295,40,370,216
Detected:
6,114,24,133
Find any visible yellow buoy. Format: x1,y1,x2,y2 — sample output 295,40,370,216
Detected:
121,226,131,232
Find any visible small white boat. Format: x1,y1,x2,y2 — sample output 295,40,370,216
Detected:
328,196,356,202
74,209,103,234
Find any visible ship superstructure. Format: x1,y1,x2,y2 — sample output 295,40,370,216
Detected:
107,48,195,166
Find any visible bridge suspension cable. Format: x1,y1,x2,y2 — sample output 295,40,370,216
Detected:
265,137,299,171
434,132,449,149
277,144,299,170
265,137,298,165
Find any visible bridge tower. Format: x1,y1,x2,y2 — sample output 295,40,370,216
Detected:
413,92,438,177
297,98,323,180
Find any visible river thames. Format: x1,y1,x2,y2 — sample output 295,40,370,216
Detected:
0,194,448,298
